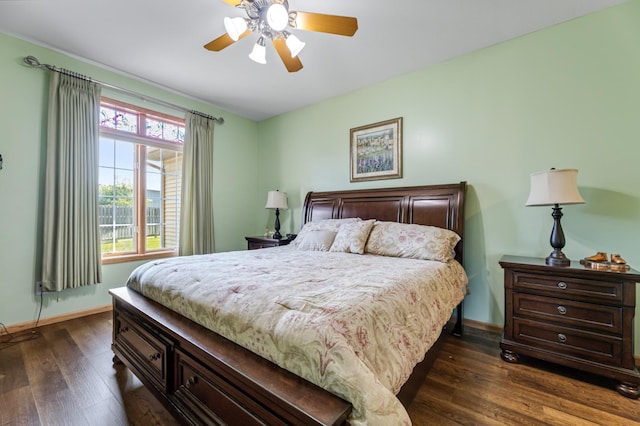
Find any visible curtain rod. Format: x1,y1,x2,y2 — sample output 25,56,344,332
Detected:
23,55,224,124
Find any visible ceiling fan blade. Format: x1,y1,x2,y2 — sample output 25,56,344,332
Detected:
273,39,303,73
292,11,358,37
221,0,243,6
203,29,250,51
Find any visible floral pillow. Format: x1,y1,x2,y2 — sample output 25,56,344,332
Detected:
364,221,461,262
294,230,337,251
329,219,376,254
291,218,360,248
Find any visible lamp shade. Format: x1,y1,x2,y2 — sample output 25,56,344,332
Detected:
265,190,288,210
266,3,288,31
526,168,585,206
249,38,267,64
224,17,247,41
285,33,305,57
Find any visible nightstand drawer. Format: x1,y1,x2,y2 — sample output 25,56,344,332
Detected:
245,236,291,250
248,241,277,250
514,293,622,334
512,272,623,304
513,318,623,366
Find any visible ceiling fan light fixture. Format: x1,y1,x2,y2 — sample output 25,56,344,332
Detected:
224,16,247,41
285,33,305,57
249,36,267,64
205,1,359,73
266,3,288,31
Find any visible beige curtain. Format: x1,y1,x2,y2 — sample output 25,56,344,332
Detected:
179,113,216,255
41,73,102,291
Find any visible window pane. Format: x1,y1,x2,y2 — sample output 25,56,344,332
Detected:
147,171,161,192
163,123,178,142
99,138,115,167
147,147,162,172
115,200,133,224
144,146,181,251
100,107,117,129
99,167,113,188
145,117,185,143
146,224,161,250
116,110,138,133
115,141,134,170
115,225,134,251
146,118,163,139
100,107,138,133
99,139,136,256
100,230,115,254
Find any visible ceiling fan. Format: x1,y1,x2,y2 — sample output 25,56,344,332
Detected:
204,0,358,72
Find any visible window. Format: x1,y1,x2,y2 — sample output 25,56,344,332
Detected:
99,98,185,264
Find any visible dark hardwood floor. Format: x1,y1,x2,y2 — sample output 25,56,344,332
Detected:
1,312,638,425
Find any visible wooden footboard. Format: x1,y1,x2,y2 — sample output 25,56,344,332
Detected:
111,286,461,425
111,286,352,426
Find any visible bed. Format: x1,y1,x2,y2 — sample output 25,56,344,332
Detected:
110,182,467,425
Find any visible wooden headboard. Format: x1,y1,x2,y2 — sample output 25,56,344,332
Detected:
302,182,467,264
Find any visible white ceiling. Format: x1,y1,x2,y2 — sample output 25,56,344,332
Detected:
0,0,626,121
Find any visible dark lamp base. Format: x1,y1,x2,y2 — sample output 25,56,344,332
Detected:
546,205,570,267
546,250,570,267
272,208,282,241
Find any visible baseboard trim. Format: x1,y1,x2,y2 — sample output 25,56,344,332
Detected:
464,318,503,334
2,304,113,335
4,307,639,365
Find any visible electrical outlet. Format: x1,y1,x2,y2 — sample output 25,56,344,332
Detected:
35,281,44,296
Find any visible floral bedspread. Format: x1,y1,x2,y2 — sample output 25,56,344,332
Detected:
126,246,468,425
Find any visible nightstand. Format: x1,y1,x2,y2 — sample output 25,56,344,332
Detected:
245,236,292,250
499,255,640,398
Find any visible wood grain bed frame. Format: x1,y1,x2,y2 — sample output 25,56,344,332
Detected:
110,182,467,425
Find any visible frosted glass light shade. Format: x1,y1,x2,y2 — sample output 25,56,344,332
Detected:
249,38,267,64
526,169,585,206
265,190,288,210
266,4,288,31
224,17,247,41
285,33,305,57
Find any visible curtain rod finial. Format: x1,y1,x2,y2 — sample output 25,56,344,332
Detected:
24,55,42,68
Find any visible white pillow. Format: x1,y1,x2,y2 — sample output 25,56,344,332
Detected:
329,219,376,254
291,218,360,248
294,230,337,251
364,221,460,262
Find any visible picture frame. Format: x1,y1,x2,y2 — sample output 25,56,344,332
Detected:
350,117,403,182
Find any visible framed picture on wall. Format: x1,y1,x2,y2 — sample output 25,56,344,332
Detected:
350,117,403,182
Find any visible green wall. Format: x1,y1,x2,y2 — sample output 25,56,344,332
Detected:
2,1,640,357
257,1,640,352
0,33,259,327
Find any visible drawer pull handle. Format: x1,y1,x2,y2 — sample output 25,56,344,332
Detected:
149,352,161,362
558,334,567,343
186,376,197,388
557,306,567,315
121,326,129,333
557,282,567,290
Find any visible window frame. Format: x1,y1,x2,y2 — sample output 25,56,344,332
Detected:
99,97,184,265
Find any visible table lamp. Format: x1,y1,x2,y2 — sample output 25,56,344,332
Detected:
265,190,288,239
526,168,585,266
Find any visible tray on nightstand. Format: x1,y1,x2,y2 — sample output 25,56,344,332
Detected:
580,258,630,272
